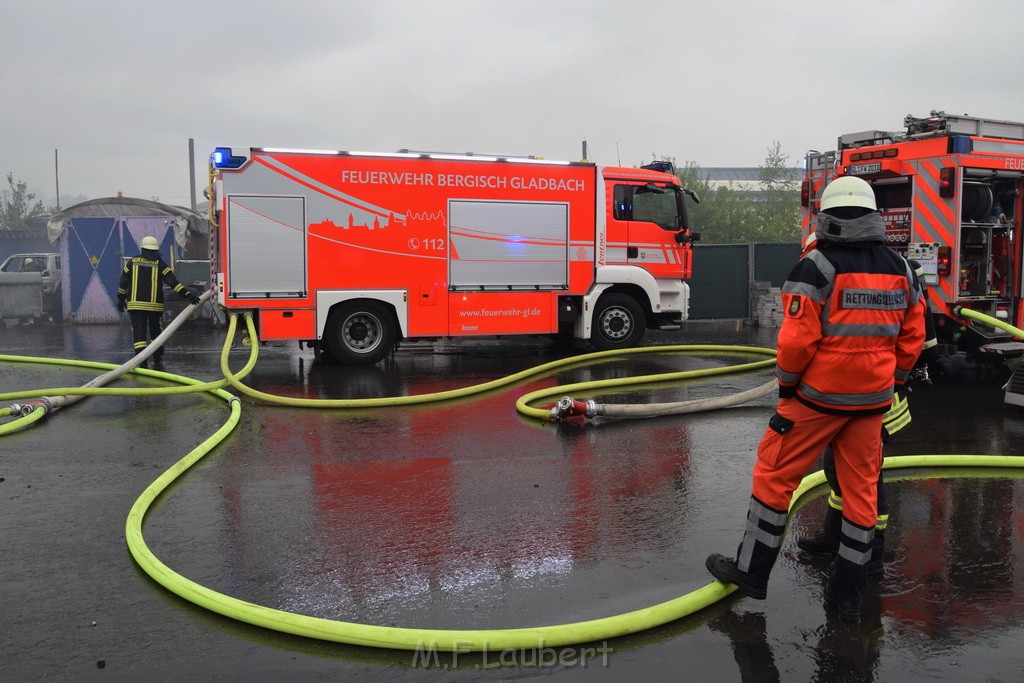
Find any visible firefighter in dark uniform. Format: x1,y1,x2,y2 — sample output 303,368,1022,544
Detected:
116,235,198,367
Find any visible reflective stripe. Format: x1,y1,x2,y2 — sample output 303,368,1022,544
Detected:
799,383,894,406
748,526,782,548
883,410,911,435
912,158,957,240
883,394,912,436
884,392,909,420
131,265,141,302
776,364,801,383
839,543,872,565
820,322,902,337
737,498,786,572
126,302,164,312
875,513,889,531
782,280,827,303
888,391,909,413
751,498,788,526
782,250,834,303
903,260,922,306
894,367,911,382
806,249,836,281
923,337,938,349
828,492,843,511
842,519,874,543
839,518,874,565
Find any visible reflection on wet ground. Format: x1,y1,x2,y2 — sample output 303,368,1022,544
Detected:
1,321,1023,680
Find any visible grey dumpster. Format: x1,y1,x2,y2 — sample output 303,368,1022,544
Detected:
0,272,44,325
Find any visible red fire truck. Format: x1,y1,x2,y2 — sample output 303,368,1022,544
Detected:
801,111,1024,362
208,147,699,364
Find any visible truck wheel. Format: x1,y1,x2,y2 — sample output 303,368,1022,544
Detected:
325,301,395,365
591,293,645,350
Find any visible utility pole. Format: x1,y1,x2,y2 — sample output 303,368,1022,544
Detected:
188,138,197,211
54,149,60,210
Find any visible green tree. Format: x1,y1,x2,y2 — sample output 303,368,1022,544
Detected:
663,158,756,244
754,141,801,243
1,173,51,231
647,149,801,244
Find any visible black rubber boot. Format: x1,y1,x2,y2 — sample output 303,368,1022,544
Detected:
824,583,862,624
797,503,842,554
824,517,874,624
706,496,785,600
867,530,884,578
706,554,768,600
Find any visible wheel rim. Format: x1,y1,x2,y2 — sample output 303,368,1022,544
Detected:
599,307,631,341
342,312,382,353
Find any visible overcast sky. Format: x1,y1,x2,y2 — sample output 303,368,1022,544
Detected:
3,0,1024,207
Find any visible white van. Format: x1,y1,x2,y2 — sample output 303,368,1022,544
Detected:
1,253,62,320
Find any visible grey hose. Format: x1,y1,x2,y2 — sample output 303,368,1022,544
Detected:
589,378,777,418
15,290,213,416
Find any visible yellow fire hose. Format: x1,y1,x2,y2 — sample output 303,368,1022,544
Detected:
220,313,781,416
1,304,1023,651
956,305,1024,339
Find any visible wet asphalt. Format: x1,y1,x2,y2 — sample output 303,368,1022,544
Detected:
2,319,1023,681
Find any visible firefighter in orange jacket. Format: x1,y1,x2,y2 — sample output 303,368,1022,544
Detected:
797,258,937,574
706,176,926,624
116,235,198,368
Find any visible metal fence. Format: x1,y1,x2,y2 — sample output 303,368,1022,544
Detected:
688,243,800,320
0,233,53,262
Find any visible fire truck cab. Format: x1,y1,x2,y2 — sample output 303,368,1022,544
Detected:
802,111,1024,363
208,147,699,365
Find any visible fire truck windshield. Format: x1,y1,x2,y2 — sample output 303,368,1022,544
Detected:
632,184,682,231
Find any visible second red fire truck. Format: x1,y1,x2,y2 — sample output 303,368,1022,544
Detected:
208,147,699,364
802,111,1024,363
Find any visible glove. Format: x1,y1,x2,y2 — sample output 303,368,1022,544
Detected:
116,299,126,313
185,290,200,305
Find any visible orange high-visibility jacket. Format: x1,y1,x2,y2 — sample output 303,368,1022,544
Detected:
776,213,926,414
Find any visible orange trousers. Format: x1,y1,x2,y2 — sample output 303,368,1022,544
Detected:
752,398,884,529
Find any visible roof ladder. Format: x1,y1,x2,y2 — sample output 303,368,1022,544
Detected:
904,111,1024,141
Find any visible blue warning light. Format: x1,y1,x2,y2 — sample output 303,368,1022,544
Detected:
212,147,247,169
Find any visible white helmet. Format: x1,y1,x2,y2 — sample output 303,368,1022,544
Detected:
820,176,877,212
140,236,160,250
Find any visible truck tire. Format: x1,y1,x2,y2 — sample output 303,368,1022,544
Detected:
324,301,395,365
590,293,646,351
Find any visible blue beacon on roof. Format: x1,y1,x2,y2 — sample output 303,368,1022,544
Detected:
211,147,247,169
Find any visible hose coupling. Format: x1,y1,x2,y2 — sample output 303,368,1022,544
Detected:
15,398,53,417
550,396,597,420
